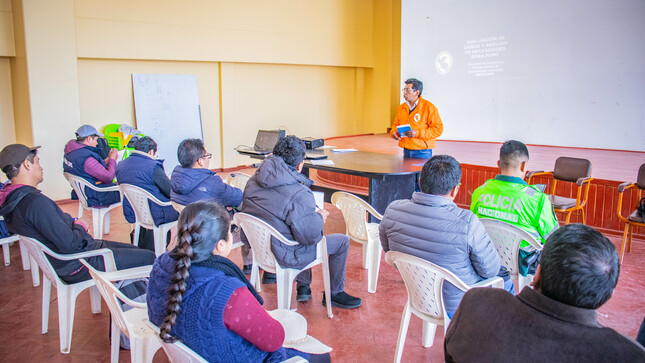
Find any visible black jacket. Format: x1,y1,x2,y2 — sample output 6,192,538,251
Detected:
0,185,102,276
240,155,323,269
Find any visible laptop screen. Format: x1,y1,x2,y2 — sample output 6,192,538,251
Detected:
254,130,282,151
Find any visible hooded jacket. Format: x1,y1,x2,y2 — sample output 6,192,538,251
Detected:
379,192,501,313
0,184,102,277
170,166,242,208
63,140,121,207
240,155,323,269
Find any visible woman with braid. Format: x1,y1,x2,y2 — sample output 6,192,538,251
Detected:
147,201,327,362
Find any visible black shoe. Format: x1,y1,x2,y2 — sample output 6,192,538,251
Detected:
261,272,276,284
296,285,312,302
242,264,252,275
322,291,362,309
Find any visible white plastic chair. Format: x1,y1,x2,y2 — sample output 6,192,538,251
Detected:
479,218,544,292
385,250,504,363
64,172,122,239
120,184,178,257
147,322,208,363
19,235,115,354
79,260,160,363
225,172,252,190
331,191,383,293
234,213,333,318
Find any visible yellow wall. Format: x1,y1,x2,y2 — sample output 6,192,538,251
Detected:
0,58,15,183
2,0,400,198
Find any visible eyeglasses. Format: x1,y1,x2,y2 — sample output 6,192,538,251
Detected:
201,153,213,160
402,88,416,93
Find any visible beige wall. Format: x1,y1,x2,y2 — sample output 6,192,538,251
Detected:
2,0,401,198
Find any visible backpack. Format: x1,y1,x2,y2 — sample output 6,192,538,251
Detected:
638,197,645,223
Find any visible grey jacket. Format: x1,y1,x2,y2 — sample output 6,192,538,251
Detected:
379,192,501,312
240,155,323,269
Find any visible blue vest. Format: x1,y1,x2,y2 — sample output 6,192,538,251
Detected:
147,256,273,362
63,145,121,207
116,153,178,226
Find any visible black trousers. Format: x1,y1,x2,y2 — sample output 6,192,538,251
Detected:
61,240,156,284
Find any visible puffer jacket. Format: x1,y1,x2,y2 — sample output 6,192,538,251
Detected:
170,166,242,208
240,155,323,270
379,192,500,313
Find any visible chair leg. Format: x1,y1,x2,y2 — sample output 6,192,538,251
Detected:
519,274,533,292
31,255,40,286
394,303,412,363
19,240,30,270
133,223,141,247
58,287,77,354
367,241,382,294
103,211,111,235
620,224,629,264
321,244,333,318
110,319,121,363
421,320,437,348
78,203,84,219
153,227,163,257
92,209,102,240
2,243,9,266
564,210,572,225
627,224,633,253
90,286,102,314
362,241,369,270
42,278,52,334
276,269,293,310
250,262,261,293
581,209,586,225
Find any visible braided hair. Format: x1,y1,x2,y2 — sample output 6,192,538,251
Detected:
159,200,231,343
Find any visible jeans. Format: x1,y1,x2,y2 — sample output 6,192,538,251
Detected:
61,240,156,284
403,148,433,159
295,233,349,294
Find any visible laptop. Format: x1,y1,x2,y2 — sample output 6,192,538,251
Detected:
236,129,285,155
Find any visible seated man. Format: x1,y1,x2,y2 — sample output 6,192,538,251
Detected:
0,144,155,284
63,125,121,207
379,155,511,316
471,140,559,276
444,224,645,362
241,136,362,309
116,136,179,250
170,138,250,268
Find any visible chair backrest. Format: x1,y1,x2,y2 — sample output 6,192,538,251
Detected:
226,172,252,191
553,157,591,183
637,163,645,190
479,218,542,275
120,184,164,229
64,172,92,210
331,192,382,242
233,213,297,272
147,322,208,363
79,260,146,336
385,251,470,325
19,236,66,285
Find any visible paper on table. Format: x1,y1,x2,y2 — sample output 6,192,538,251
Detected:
313,191,325,210
413,162,426,166
319,145,336,149
331,148,358,153
309,159,335,166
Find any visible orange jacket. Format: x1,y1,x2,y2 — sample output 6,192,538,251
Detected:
391,97,443,150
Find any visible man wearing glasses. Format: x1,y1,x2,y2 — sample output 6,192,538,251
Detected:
391,78,444,159
170,138,242,211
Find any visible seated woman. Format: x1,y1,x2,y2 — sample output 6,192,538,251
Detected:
147,200,329,362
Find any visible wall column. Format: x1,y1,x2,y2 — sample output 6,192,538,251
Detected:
11,0,81,199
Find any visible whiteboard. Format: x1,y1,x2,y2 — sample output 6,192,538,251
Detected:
132,74,203,173
401,0,645,151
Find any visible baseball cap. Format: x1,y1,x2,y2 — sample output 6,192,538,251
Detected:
75,125,104,138
0,144,41,170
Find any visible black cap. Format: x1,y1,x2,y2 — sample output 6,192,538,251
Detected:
0,144,41,170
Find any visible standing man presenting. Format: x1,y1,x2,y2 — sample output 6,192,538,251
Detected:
391,78,444,159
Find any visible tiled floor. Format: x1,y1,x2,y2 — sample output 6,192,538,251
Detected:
0,187,643,362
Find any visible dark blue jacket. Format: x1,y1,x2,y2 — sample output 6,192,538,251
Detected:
147,253,300,362
116,152,179,226
63,143,121,207
170,166,242,208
